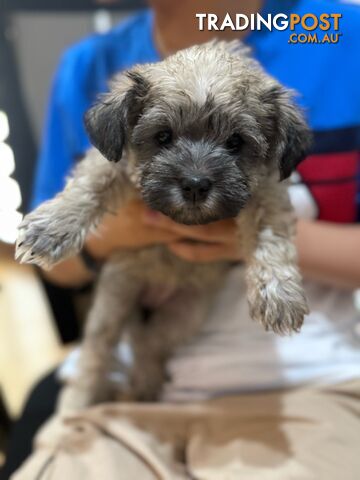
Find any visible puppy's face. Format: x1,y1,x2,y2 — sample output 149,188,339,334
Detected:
85,42,311,225
131,90,257,224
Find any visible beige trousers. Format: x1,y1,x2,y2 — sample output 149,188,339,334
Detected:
12,380,360,480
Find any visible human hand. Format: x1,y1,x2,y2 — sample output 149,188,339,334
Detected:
86,199,184,258
143,209,242,263
87,199,242,263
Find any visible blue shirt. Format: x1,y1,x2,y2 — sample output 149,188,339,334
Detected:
32,0,360,222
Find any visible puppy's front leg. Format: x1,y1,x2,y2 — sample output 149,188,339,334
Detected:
16,152,127,268
239,179,309,335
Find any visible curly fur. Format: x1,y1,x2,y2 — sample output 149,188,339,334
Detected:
16,41,310,411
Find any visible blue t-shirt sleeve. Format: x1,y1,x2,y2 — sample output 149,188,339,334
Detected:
30,11,158,211
30,49,94,210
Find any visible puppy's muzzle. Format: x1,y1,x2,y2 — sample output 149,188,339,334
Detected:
180,176,212,204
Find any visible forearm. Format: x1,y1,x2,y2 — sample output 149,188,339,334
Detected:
296,220,360,289
41,255,94,288
40,231,110,288
23,226,108,288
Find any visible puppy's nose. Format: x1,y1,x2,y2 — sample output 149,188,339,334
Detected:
180,176,212,203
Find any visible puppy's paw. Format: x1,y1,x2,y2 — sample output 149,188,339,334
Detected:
57,383,116,414
58,387,102,414
57,386,94,414
130,361,166,401
247,266,309,335
15,203,86,268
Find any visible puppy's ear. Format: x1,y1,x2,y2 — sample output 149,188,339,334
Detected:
84,71,149,162
262,86,312,180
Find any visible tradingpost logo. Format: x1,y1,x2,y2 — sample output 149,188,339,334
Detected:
196,13,343,44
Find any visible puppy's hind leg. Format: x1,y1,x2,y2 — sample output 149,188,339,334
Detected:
58,261,143,413
239,180,309,335
129,287,215,401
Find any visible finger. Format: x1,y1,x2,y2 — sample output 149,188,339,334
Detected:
143,227,183,245
143,210,237,243
168,241,242,263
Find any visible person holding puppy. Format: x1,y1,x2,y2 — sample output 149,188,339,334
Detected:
5,0,360,479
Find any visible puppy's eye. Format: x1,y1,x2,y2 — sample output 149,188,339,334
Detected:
155,129,173,147
226,133,244,153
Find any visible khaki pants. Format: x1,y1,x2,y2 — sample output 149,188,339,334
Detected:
13,380,360,480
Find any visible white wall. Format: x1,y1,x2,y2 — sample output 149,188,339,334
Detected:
11,11,127,142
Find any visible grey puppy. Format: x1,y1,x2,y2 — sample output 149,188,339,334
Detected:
16,41,310,411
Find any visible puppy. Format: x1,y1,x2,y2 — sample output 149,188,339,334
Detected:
16,41,310,410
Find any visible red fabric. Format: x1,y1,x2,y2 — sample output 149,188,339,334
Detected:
297,152,359,223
